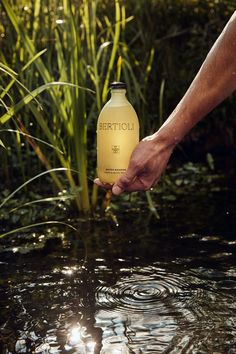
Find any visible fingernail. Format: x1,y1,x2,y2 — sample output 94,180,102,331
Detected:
112,185,123,195
94,178,100,185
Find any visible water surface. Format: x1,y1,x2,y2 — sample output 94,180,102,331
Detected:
0,181,236,353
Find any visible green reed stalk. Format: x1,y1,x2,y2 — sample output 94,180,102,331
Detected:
62,0,90,212
102,0,121,103
1,0,149,216
159,79,165,128
2,0,91,211
83,0,102,112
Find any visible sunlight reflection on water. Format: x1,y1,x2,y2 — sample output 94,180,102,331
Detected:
1,184,236,353
65,325,97,353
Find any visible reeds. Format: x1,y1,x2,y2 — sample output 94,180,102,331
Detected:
0,0,156,215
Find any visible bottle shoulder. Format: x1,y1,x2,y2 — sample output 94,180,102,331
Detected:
102,98,131,108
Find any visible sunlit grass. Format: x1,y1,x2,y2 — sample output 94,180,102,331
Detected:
1,0,138,214
0,0,157,217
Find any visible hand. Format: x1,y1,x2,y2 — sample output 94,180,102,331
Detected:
94,133,174,195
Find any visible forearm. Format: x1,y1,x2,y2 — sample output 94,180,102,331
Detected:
154,11,236,147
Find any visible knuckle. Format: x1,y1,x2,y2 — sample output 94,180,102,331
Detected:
135,161,144,171
129,160,143,173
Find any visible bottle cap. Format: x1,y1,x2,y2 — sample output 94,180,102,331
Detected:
110,81,126,90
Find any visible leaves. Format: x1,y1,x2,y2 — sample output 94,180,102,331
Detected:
0,82,94,125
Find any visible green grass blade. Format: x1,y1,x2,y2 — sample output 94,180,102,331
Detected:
0,129,64,154
22,49,48,71
0,138,6,148
145,191,160,219
102,0,121,103
0,167,76,209
0,65,41,107
0,49,48,100
10,195,76,212
2,0,52,82
159,79,165,127
0,62,18,76
0,81,94,125
0,221,78,239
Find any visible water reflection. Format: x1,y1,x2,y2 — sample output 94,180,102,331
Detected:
0,183,236,353
65,325,96,353
95,267,189,313
94,264,236,352
1,249,236,353
95,266,188,352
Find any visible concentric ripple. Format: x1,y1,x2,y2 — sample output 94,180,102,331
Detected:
95,266,189,314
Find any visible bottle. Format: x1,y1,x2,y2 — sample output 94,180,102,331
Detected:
97,81,139,184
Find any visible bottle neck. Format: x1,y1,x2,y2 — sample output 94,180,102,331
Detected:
110,89,129,106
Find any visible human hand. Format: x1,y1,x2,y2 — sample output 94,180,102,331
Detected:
94,133,174,195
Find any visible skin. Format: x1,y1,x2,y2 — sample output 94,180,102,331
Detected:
94,11,236,195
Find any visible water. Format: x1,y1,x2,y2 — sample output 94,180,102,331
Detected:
0,181,236,353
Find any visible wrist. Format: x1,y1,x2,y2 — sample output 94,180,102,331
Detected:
142,129,176,156
152,103,194,148
151,127,180,150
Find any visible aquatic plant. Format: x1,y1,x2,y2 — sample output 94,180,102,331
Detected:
1,0,232,220
1,0,149,214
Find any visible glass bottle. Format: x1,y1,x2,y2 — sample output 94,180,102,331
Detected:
97,82,139,184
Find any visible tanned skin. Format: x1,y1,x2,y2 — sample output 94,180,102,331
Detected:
95,12,236,195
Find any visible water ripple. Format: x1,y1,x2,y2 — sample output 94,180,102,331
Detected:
95,265,236,352
96,267,190,314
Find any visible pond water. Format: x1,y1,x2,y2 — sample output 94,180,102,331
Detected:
0,178,236,353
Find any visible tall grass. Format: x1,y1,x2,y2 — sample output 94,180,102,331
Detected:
0,0,156,215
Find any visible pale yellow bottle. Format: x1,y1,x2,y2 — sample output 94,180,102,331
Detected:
97,82,139,184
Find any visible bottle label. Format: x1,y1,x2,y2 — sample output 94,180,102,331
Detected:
112,145,120,154
99,122,134,131
105,168,126,174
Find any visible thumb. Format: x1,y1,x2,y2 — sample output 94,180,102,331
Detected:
112,168,137,195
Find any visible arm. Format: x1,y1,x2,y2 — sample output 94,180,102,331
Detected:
95,11,236,195
157,10,236,148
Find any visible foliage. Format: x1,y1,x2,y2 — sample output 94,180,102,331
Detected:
120,0,236,132
0,0,152,214
0,0,235,220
